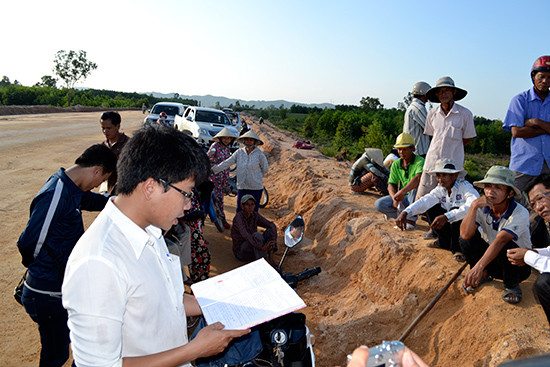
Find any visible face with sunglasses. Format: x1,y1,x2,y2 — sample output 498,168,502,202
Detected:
529,183,550,221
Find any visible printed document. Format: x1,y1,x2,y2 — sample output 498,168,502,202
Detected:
191,258,306,329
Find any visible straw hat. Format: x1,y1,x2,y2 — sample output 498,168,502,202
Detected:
473,166,522,198
425,76,468,103
238,129,263,145
212,127,238,142
430,158,464,175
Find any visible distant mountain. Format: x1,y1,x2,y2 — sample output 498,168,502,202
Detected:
144,92,334,110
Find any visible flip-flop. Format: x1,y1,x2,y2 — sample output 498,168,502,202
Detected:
462,276,493,295
421,231,437,239
453,252,466,263
426,240,441,248
503,287,523,304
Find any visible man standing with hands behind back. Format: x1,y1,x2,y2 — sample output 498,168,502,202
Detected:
100,111,130,194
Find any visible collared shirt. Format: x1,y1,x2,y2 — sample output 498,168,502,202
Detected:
423,103,476,173
503,87,550,175
475,200,531,249
213,147,268,190
388,155,424,191
104,132,130,193
525,246,550,273
403,178,479,223
403,98,430,156
231,210,277,254
62,199,190,367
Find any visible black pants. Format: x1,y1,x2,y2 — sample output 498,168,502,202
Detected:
459,231,531,289
426,205,462,254
535,273,550,326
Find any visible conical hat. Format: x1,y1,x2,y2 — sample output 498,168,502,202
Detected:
212,127,238,142
238,129,263,145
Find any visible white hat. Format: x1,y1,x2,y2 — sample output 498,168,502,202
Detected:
430,158,464,174
238,129,263,145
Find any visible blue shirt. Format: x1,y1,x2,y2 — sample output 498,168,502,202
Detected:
503,87,550,175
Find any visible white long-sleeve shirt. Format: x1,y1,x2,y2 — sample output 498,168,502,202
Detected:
525,247,550,273
213,147,268,190
403,178,479,222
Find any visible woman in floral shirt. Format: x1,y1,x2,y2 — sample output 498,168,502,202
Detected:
207,128,237,229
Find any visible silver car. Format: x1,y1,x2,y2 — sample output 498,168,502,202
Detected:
143,102,187,128
175,106,239,144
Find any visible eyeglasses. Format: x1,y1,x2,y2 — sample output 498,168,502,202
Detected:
530,191,550,209
158,179,194,204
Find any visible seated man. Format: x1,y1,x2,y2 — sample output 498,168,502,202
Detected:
460,166,532,304
396,158,479,262
349,148,388,195
508,176,550,325
231,195,277,265
62,126,249,366
374,133,425,230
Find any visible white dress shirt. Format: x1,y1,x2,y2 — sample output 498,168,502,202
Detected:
62,199,190,367
525,247,550,273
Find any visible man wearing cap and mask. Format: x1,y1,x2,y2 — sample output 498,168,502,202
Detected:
503,56,550,246
415,77,477,201
374,133,424,230
460,166,532,304
231,194,277,265
213,129,268,212
396,158,479,262
403,81,431,157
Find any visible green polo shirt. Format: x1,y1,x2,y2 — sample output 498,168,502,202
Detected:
388,154,424,190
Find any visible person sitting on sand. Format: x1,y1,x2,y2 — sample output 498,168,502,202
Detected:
374,133,424,230
231,195,277,266
395,158,479,262
460,166,531,304
349,148,389,195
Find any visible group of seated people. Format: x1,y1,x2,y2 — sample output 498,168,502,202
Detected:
349,133,550,316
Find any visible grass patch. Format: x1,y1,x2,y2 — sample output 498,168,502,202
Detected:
464,153,510,182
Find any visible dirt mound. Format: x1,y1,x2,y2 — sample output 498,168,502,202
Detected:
252,116,550,366
0,105,137,116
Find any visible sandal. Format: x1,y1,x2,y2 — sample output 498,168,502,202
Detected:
426,240,441,249
462,276,493,295
453,252,466,263
421,230,437,239
503,286,522,304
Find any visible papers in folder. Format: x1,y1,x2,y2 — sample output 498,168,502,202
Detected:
191,258,306,330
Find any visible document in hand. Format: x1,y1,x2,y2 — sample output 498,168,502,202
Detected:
191,258,306,330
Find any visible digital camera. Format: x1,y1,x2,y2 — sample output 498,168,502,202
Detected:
347,340,405,367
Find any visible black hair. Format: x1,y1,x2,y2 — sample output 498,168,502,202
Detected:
290,217,305,229
116,125,210,195
100,111,122,126
75,144,117,174
527,175,550,194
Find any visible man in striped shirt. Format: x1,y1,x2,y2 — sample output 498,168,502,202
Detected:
403,81,431,157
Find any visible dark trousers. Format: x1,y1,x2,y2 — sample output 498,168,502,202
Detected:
535,273,550,326
426,205,462,254
235,228,276,262
236,189,263,213
459,231,531,289
21,285,70,367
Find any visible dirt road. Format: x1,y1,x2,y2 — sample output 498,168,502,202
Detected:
1,110,550,366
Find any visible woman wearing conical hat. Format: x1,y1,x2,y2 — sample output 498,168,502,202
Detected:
212,129,268,212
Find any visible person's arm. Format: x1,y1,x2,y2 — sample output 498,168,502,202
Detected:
80,191,109,211
259,151,269,176
463,137,473,145
212,150,238,174
460,196,487,239
396,189,439,228
463,230,515,289
445,183,480,223
524,118,550,134
183,293,203,317
387,183,399,208
256,214,277,250
394,173,422,202
511,126,547,138
232,214,264,249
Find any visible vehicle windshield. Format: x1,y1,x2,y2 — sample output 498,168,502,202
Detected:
196,111,231,125
151,105,180,116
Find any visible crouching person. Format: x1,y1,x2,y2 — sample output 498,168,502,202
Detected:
349,148,389,195
460,166,531,304
62,126,251,367
231,195,278,266
374,133,424,230
396,158,479,262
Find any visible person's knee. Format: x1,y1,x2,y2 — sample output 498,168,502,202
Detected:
535,274,550,298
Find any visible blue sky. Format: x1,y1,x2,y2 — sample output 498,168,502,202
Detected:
1,0,546,120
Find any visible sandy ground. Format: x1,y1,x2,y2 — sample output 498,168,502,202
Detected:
1,110,550,367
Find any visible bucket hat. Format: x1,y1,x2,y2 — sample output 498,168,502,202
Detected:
393,133,415,148
240,194,256,205
425,76,468,103
238,129,263,145
430,158,464,175
212,127,238,142
473,166,522,198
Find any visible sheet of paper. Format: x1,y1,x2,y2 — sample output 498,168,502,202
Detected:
191,258,306,330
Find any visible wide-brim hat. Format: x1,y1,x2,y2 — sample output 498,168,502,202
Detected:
473,166,522,198
212,127,238,142
364,148,384,167
426,76,468,103
238,129,263,145
430,158,464,175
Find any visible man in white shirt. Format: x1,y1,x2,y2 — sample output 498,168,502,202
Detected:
62,125,249,367
403,81,431,157
508,176,550,325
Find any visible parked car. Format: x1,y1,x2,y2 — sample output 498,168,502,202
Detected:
175,106,239,145
143,102,187,127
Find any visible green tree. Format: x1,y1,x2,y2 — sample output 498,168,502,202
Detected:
360,96,384,111
397,92,413,111
53,50,97,106
173,92,179,99
34,75,57,88
0,76,11,87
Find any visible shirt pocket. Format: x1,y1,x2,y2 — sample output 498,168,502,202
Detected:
446,125,462,140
